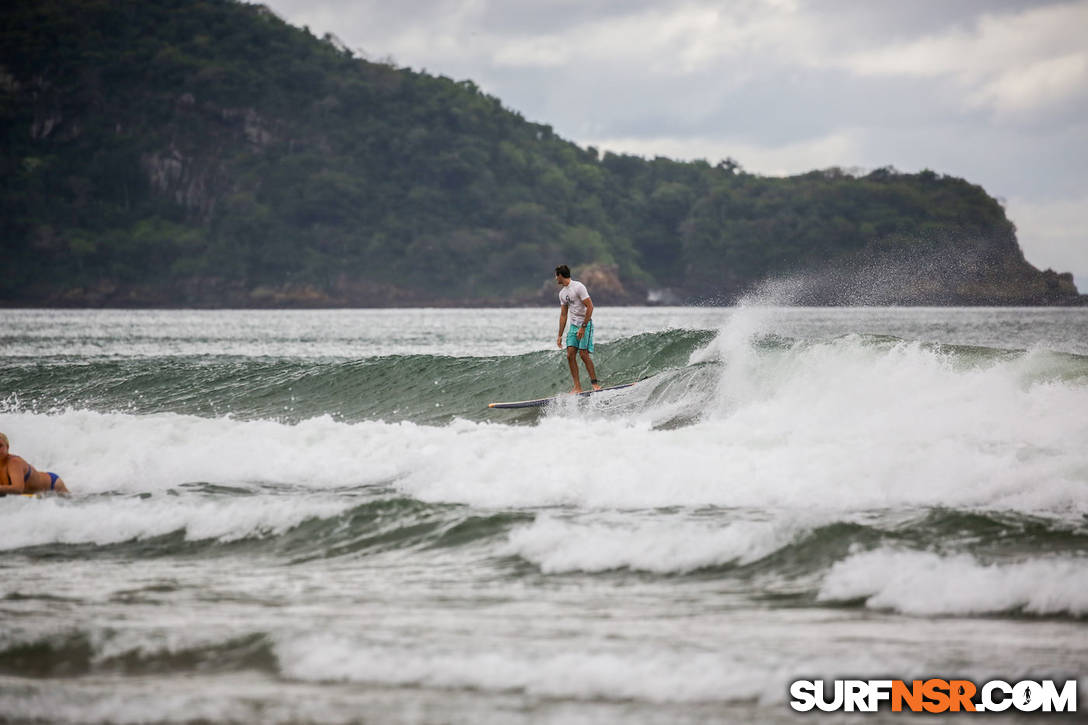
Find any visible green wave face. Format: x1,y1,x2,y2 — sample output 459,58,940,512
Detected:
0,330,718,424
3,494,1084,623
4,330,1086,425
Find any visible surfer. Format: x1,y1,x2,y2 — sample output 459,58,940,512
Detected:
0,432,69,495
555,265,602,393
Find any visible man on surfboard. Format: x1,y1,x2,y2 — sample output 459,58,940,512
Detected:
555,265,602,393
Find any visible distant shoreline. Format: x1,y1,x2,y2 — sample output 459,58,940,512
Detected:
3,299,1085,311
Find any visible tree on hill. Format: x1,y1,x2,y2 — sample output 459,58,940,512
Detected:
0,0,1080,306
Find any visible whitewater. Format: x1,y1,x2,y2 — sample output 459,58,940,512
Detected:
1,306,1085,724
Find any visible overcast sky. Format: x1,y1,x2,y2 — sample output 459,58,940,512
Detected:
263,0,1088,282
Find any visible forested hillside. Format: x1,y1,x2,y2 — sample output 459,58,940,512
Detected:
1,0,1081,306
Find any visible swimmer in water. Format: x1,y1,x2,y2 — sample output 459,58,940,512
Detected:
0,432,69,495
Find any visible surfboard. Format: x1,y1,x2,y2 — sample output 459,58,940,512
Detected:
488,381,637,409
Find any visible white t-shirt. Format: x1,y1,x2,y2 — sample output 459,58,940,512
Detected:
559,280,591,326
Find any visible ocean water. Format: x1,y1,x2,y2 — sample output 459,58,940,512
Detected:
1,306,1086,724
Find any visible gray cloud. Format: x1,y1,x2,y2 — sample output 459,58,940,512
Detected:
263,0,1088,276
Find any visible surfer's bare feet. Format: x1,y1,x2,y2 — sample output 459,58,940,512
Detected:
571,386,583,394
592,383,602,391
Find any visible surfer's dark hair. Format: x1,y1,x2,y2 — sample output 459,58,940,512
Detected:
555,265,571,279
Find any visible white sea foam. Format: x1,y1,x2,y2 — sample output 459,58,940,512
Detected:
3,308,1086,515
0,409,408,494
502,515,807,574
0,493,349,551
274,634,785,704
457,310,1083,511
818,548,1088,616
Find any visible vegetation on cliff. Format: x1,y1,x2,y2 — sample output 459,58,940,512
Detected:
1,0,1081,306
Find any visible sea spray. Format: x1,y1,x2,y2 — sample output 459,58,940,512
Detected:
818,548,1088,617
2,308,1086,725
3,333,1086,512
501,514,813,574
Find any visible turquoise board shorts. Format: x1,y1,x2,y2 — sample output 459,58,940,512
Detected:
565,320,594,352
